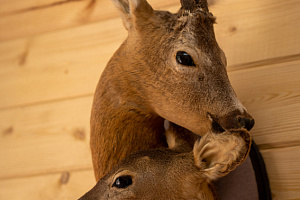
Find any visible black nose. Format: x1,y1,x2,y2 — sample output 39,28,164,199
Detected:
236,117,255,131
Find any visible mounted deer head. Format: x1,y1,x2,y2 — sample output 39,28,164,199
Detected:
90,0,255,180
81,125,251,199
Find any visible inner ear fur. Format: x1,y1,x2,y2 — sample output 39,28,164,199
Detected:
193,130,251,181
111,0,154,30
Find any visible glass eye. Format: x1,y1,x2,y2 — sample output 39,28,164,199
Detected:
176,51,196,66
113,175,132,189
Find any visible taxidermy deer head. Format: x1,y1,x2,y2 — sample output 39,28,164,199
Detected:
90,0,255,180
81,124,251,199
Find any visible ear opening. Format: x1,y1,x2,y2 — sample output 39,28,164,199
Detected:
111,0,154,30
193,130,251,181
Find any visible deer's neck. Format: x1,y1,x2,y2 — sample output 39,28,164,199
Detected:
90,45,167,180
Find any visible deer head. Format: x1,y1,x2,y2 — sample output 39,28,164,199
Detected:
80,124,251,199
90,0,255,180
104,0,254,135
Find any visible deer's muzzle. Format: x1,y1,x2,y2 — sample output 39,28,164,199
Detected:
209,110,255,133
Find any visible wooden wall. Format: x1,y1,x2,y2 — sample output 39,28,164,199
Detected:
0,0,299,199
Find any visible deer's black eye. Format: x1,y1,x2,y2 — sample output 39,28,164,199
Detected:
176,51,196,66
113,175,132,189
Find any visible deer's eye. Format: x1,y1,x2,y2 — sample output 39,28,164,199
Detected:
113,175,132,189
176,51,196,66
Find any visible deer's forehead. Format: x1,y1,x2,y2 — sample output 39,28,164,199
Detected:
153,10,214,31
151,11,218,53
119,150,192,172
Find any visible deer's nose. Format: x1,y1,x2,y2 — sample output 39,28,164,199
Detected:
209,111,255,133
236,116,255,131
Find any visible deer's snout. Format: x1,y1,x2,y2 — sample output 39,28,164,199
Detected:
210,110,255,133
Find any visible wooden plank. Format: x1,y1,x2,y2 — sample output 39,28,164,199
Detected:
261,146,300,200
0,0,60,15
0,169,95,200
0,147,299,200
0,17,126,109
229,59,300,147
0,96,93,179
211,0,300,66
0,0,299,109
0,0,179,41
0,60,299,179
0,0,176,16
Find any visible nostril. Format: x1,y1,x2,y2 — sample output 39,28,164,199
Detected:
236,117,255,131
237,117,246,127
247,118,255,130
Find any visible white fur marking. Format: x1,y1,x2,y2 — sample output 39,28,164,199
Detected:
165,129,176,149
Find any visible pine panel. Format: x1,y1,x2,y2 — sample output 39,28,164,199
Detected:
0,169,95,200
261,146,300,200
0,0,178,41
0,96,93,179
0,18,126,109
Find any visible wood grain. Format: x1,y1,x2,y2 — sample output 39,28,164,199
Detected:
0,169,95,200
0,96,93,179
212,0,300,66
261,146,300,200
0,0,63,15
0,0,178,41
0,17,126,109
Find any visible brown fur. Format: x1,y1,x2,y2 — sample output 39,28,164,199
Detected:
80,125,251,199
90,0,254,181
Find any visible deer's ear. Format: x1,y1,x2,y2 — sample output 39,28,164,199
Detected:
193,131,251,181
112,0,154,30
